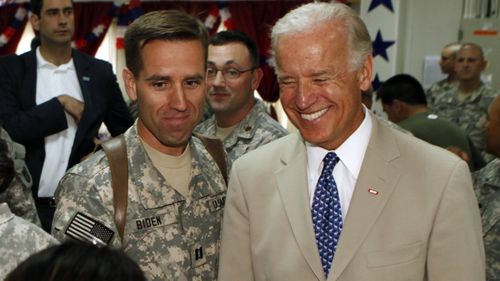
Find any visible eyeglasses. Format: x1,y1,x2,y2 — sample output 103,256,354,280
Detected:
206,66,257,80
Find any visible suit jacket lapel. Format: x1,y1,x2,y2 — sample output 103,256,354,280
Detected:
328,113,401,281
71,50,93,155
21,51,38,108
276,133,325,281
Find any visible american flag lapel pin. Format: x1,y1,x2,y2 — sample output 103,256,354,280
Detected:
368,188,379,195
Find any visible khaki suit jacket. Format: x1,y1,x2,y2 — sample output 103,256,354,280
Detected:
218,113,485,281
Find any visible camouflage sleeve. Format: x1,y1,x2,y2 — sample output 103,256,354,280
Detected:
0,216,58,279
1,177,41,226
482,190,500,281
52,172,122,249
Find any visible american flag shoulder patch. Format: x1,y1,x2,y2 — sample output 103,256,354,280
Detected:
65,212,114,247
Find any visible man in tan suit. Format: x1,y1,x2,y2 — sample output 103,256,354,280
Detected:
218,3,485,281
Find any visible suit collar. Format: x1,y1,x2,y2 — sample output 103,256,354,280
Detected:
276,133,326,280
275,113,402,281
71,49,94,156
329,112,401,281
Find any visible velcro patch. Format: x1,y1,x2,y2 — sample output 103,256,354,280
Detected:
207,194,226,213
65,212,114,247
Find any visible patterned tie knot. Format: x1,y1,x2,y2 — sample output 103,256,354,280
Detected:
322,152,340,177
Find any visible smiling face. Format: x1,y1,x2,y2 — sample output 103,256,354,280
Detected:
30,0,74,47
124,39,206,156
275,21,372,150
206,42,262,125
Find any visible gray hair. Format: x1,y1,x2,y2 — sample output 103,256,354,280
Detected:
270,2,372,72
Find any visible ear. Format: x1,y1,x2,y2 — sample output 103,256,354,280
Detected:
251,67,264,90
392,99,403,113
123,68,138,101
481,59,488,71
30,14,40,33
358,56,373,92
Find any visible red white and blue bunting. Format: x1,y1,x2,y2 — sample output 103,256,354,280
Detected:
0,4,27,48
204,1,234,33
116,0,143,49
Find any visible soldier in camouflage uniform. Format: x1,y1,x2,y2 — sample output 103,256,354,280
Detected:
0,127,40,226
473,96,500,281
0,138,57,280
52,11,228,281
430,43,499,163
425,43,461,107
195,30,288,161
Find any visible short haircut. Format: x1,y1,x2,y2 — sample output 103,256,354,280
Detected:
5,241,146,281
30,0,44,17
124,10,209,77
209,30,260,67
30,0,73,17
271,2,372,71
458,42,485,59
376,74,427,106
442,42,462,58
0,138,15,194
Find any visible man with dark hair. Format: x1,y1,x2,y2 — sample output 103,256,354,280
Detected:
376,73,483,169
431,43,499,163
0,0,133,231
53,10,228,281
5,241,145,281
196,30,287,161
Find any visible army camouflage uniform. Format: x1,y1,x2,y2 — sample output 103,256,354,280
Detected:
195,99,288,161
0,127,40,226
430,83,499,162
425,79,457,107
52,124,228,281
473,158,500,281
0,203,58,280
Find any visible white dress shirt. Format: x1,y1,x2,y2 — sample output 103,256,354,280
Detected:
306,107,372,220
35,47,83,197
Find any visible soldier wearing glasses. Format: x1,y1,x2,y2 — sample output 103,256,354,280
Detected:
196,30,288,162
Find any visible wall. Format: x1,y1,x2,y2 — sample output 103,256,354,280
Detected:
398,0,463,83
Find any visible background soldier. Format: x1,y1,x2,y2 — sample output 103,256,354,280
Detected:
52,10,228,281
0,137,58,280
196,30,287,161
430,43,499,163
426,42,461,106
0,127,40,225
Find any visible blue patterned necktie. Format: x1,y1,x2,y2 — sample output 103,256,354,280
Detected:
311,152,343,278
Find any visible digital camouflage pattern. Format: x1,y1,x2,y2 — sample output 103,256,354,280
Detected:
196,99,288,161
430,83,499,162
0,127,40,226
0,203,58,280
52,124,228,281
473,158,500,281
425,79,458,107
